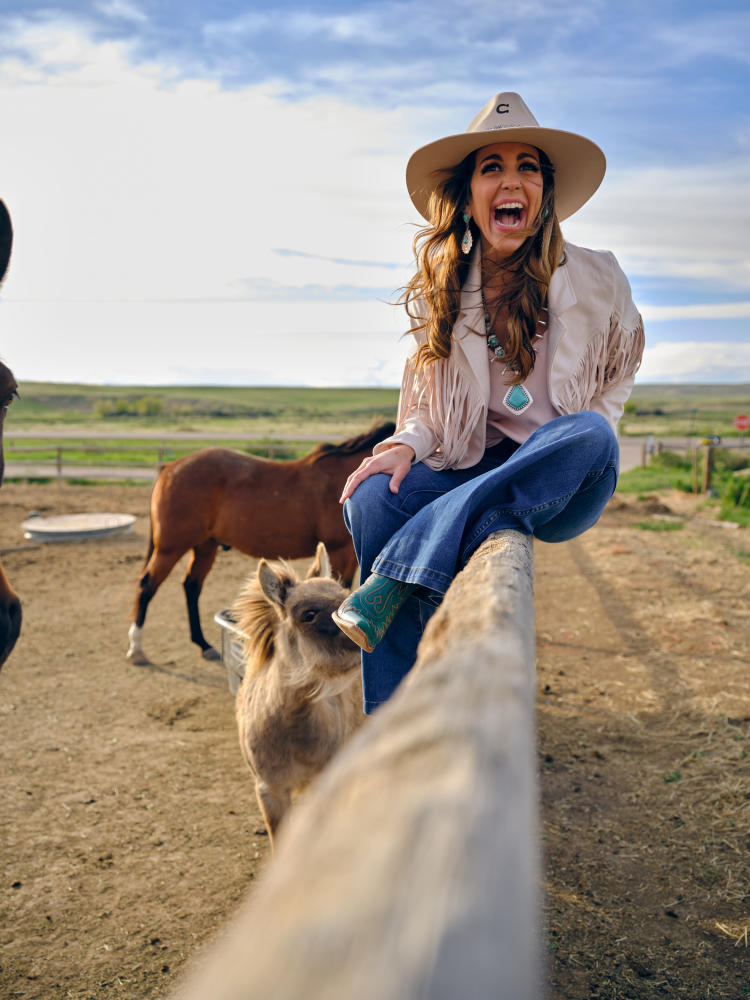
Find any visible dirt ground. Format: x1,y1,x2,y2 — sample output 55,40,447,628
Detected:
0,480,748,999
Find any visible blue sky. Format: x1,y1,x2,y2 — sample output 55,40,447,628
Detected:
0,0,748,385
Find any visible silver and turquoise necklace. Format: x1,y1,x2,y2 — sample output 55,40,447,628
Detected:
481,289,545,416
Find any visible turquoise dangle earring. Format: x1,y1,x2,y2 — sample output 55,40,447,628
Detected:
461,213,473,255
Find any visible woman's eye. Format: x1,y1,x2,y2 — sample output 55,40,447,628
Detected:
481,163,500,174
520,162,540,172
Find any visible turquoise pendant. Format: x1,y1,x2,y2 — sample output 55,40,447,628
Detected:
503,383,533,414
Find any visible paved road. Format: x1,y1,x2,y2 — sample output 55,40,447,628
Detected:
4,461,158,481
618,438,643,474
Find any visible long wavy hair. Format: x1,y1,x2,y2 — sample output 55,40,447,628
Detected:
401,147,565,383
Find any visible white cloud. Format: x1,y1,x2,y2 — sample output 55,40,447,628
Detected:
203,7,402,46
0,18,418,310
95,1,149,26
640,301,750,321
564,161,750,294
0,298,410,385
638,341,750,383
1,11,749,388
654,12,750,68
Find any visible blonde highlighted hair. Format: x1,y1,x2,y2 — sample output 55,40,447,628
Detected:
401,148,564,383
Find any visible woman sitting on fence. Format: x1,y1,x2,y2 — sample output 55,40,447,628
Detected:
333,91,644,714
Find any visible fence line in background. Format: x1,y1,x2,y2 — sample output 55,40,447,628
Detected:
6,435,743,482
3,440,293,481
174,529,541,1000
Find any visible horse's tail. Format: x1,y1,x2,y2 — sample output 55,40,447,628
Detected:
131,512,155,620
140,465,164,572
142,515,155,569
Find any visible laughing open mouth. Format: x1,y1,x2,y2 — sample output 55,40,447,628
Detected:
493,202,525,228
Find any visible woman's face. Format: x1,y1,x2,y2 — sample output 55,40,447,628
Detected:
467,141,544,260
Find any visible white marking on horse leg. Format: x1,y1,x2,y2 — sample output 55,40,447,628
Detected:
126,623,151,665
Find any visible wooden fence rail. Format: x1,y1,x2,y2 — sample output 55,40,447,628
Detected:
174,529,541,1000
3,440,298,480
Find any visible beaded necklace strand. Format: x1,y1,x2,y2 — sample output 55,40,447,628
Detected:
481,289,546,416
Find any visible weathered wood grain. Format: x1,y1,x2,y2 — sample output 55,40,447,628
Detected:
174,529,540,1000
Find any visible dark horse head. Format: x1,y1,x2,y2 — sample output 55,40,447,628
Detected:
0,199,21,669
0,199,11,287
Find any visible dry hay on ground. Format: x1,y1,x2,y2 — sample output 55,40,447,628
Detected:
536,491,750,998
0,483,748,999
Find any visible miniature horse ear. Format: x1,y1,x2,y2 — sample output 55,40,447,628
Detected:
306,542,332,580
0,200,12,288
257,560,289,609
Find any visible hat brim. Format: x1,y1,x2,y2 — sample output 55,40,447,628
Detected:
406,126,606,223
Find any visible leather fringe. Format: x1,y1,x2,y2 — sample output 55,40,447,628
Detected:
396,350,484,471
554,316,645,416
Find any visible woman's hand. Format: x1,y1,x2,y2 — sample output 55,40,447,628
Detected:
339,443,415,503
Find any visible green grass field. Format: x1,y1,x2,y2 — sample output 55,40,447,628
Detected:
620,383,750,440
5,381,750,523
616,446,750,526
8,381,748,440
9,383,400,438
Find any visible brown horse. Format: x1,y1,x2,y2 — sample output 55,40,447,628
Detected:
127,421,395,665
0,200,22,670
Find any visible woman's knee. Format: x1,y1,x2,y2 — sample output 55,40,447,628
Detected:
571,410,619,464
343,473,393,534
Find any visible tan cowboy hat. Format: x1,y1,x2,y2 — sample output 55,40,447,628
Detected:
406,92,606,222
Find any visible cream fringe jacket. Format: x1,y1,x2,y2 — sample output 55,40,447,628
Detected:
374,241,645,471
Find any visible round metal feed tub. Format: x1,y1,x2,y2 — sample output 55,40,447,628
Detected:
21,512,136,543
214,609,246,694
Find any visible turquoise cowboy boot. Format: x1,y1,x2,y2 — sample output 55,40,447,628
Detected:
332,574,415,652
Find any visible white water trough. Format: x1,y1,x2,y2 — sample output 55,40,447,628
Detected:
21,512,136,543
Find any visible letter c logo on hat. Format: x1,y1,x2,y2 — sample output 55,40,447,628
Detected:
496,103,510,114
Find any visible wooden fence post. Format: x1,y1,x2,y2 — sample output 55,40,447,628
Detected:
173,529,541,1000
702,444,714,494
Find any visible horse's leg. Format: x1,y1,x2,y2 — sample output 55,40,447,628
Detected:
0,561,21,671
183,539,220,660
326,541,359,588
254,778,290,850
127,546,185,665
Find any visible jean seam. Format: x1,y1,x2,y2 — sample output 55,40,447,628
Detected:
461,486,579,550
398,488,454,512
483,488,577,521
461,510,528,555
372,557,453,587
580,461,618,486
462,463,618,553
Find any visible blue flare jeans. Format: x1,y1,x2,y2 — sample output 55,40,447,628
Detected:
342,411,619,714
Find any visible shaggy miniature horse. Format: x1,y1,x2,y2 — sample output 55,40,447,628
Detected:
0,200,21,669
234,543,363,847
127,421,395,665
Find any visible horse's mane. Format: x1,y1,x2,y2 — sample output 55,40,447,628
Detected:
305,421,396,464
232,560,299,676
